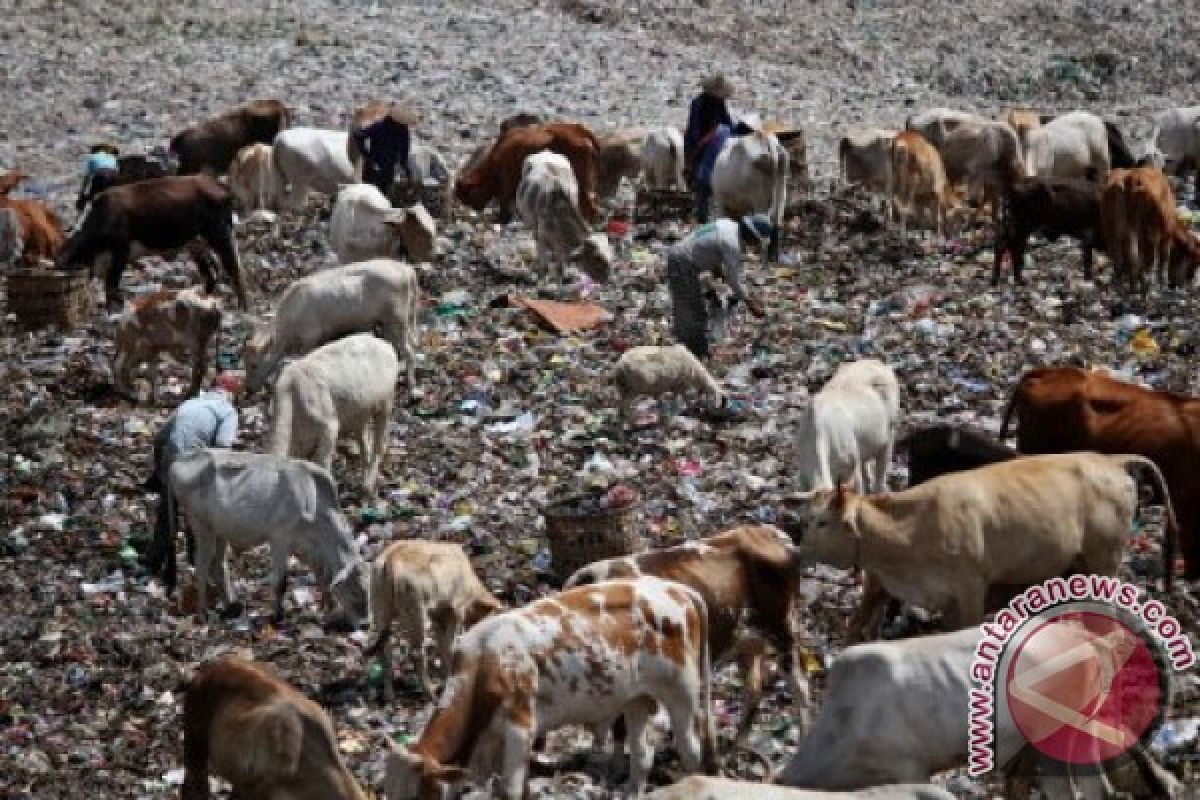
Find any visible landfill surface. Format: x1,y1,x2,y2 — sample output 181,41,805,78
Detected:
2,0,1199,797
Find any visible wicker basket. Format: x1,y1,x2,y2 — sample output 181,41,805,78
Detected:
5,268,92,330
635,187,693,223
542,493,641,582
389,183,449,221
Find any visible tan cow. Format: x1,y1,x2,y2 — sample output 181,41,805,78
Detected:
383,576,718,800
113,288,222,402
793,453,1177,629
888,131,957,237
999,108,1042,154
364,540,504,700
228,143,276,212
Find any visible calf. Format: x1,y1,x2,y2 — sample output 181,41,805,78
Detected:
227,143,276,213
455,122,602,221
793,453,1177,629
242,258,418,394
364,540,504,699
267,333,399,492
889,131,955,237
612,343,725,426
641,126,686,190
182,656,367,800
383,576,717,800
170,99,290,176
711,130,789,261
112,288,222,401
999,365,1200,579
76,153,169,212
898,424,1016,488
328,183,435,265
0,170,64,265
648,778,955,800
596,127,647,200
994,177,1101,285
166,448,369,622
58,174,247,311
515,151,613,284
271,127,356,210
565,524,812,740
796,359,900,493
838,127,897,201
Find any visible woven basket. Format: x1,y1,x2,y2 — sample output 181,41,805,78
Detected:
542,493,641,582
5,269,92,330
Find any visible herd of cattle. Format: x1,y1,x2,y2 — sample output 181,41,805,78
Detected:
3,96,1200,799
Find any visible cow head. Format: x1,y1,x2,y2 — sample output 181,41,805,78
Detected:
384,745,468,800
453,170,492,211
571,232,614,282
330,560,370,627
463,592,505,629
792,483,862,569
241,325,276,393
384,204,436,263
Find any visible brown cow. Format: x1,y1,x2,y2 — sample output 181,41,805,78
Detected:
888,131,957,237
112,288,222,401
455,122,601,222
58,175,247,312
0,170,65,265
995,177,1101,284
182,656,368,800
999,365,1196,580
1102,167,1179,292
461,112,547,175
169,99,290,176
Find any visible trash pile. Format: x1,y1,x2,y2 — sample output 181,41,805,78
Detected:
2,1,1199,798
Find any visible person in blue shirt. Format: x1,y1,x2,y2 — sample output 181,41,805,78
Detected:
142,373,240,590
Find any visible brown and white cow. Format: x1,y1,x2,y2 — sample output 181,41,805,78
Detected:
113,288,222,401
228,143,276,213
170,99,290,176
888,131,957,237
182,656,368,800
58,174,247,312
0,170,64,265
383,576,718,800
565,525,812,740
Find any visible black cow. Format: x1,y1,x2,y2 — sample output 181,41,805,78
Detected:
169,99,289,176
994,177,1101,285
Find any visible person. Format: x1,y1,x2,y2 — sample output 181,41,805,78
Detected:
684,74,735,221
142,372,240,590
76,144,120,212
351,105,416,198
665,214,773,359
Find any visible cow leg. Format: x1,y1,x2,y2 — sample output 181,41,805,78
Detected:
189,246,220,296
407,605,434,697
192,532,216,619
846,575,889,643
622,696,657,798
207,229,248,310
105,244,130,312
432,610,458,688
270,544,290,623
662,682,708,777
732,633,767,745
313,422,339,475
381,320,417,398
497,700,534,800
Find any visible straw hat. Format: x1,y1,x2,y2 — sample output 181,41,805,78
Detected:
700,74,735,99
90,143,120,156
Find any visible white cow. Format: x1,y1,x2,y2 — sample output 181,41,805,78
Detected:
641,127,686,190
904,108,985,150
1149,105,1200,198
166,448,369,623
648,778,956,800
796,359,900,493
1025,111,1134,181
243,258,419,394
711,130,789,260
271,127,356,210
329,183,435,265
267,333,399,492
612,343,725,425
401,142,451,187
515,151,613,283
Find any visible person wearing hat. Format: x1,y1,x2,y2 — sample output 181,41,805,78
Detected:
142,372,241,590
684,74,736,221
77,144,121,212
351,105,417,197
665,214,772,359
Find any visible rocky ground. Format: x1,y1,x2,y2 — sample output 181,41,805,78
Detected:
2,0,1199,797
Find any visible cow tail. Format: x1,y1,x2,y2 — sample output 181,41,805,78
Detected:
997,381,1023,443
1105,120,1136,169
1117,455,1178,593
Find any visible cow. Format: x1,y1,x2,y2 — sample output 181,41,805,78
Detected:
791,453,1178,630
182,656,368,800
112,288,222,402
267,333,399,493
795,359,900,493
328,183,436,265
710,130,789,261
227,143,276,213
514,151,613,283
383,577,718,800
58,174,247,312
271,127,356,210
888,131,956,237
1165,220,1200,288
0,170,64,265
904,107,984,150
999,365,1199,579
170,99,290,176
641,126,687,190
998,108,1042,154
242,259,418,394
994,177,1102,285
166,448,369,623
937,120,1025,212
76,153,169,212
596,127,648,201
838,128,897,202
647,778,956,800
899,424,1016,487
564,524,812,741
460,112,548,176
611,343,725,426
455,122,602,222
1148,105,1200,200
1101,166,1196,292
1025,111,1135,181
364,540,504,700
